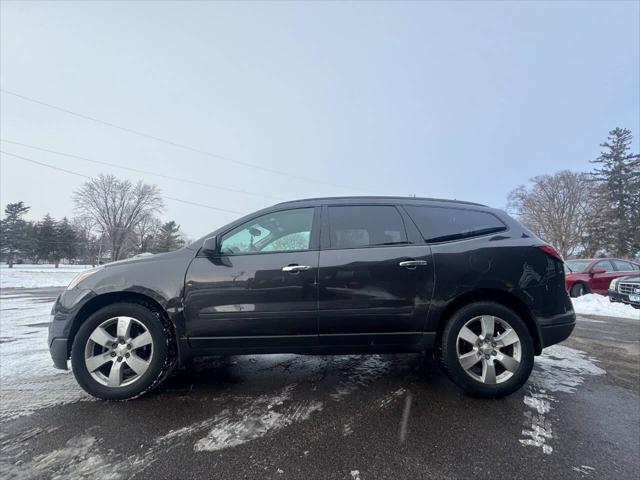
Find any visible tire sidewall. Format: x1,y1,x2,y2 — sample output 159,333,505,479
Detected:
441,302,534,398
571,283,585,298
71,302,168,400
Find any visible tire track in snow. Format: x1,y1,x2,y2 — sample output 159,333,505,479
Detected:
519,345,606,455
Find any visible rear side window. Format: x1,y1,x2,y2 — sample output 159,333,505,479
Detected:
404,206,506,243
328,205,407,249
612,260,637,271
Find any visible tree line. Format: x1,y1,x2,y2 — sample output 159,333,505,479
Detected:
508,127,639,259
2,128,638,266
1,174,186,267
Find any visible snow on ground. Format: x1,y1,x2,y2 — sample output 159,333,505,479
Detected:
0,264,92,289
0,291,90,420
572,294,639,320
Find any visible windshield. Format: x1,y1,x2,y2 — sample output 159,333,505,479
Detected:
565,260,592,273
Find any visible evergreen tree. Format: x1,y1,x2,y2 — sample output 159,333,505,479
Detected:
590,128,640,257
23,221,40,263
57,217,78,264
153,221,185,253
0,202,31,267
37,214,61,267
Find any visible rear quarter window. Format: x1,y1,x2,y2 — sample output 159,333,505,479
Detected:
404,205,507,243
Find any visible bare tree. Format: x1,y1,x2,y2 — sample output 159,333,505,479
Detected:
507,171,594,258
134,215,162,254
72,215,102,266
73,174,164,261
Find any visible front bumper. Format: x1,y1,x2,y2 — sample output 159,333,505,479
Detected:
49,338,69,370
48,294,75,370
608,289,640,308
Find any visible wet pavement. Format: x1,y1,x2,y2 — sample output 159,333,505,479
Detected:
0,287,638,479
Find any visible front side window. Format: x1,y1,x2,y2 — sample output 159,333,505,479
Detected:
594,260,614,272
220,208,314,254
328,205,407,249
405,205,507,243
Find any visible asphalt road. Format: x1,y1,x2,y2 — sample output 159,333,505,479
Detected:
0,287,638,480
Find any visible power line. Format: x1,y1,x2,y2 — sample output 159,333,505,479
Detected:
0,150,246,215
1,150,90,178
1,88,369,192
1,139,284,201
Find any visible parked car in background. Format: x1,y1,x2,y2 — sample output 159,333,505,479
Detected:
565,258,640,297
609,275,640,308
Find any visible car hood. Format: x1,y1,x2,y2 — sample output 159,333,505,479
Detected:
565,272,585,278
618,275,640,283
104,248,190,268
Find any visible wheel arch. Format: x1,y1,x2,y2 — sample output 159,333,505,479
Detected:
435,289,543,355
67,291,178,359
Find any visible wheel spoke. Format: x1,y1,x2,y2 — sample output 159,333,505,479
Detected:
130,331,152,350
482,360,497,384
107,360,124,387
117,317,132,339
495,329,519,348
125,353,150,376
85,353,112,372
496,352,520,372
89,327,116,348
458,326,478,345
480,316,495,337
459,351,481,370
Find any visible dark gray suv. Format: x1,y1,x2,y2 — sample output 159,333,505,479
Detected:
49,197,575,400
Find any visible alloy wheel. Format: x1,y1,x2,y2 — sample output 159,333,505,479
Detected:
456,315,522,385
84,316,154,387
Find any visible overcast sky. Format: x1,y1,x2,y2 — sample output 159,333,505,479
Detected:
1,1,638,238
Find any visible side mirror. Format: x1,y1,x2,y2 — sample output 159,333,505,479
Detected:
202,236,219,255
591,267,606,275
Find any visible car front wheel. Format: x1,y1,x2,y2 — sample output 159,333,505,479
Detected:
71,302,173,400
570,283,586,297
439,302,534,398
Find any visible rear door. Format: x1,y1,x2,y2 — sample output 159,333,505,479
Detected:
184,207,320,349
318,204,434,346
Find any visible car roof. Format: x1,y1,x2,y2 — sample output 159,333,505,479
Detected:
273,196,488,208
567,258,640,265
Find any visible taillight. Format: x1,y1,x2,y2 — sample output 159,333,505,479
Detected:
538,245,563,262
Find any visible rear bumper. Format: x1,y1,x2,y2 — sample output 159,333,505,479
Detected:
539,311,576,349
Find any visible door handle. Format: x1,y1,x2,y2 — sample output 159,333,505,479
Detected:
399,260,428,269
282,265,311,273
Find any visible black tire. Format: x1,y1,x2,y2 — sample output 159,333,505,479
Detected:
439,302,534,398
570,283,586,298
71,302,173,400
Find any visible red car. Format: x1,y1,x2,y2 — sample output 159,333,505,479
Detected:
565,258,640,297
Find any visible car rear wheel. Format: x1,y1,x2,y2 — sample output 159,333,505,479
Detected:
439,302,534,398
570,283,587,297
71,302,173,400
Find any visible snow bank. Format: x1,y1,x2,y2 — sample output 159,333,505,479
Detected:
572,294,639,320
0,264,93,289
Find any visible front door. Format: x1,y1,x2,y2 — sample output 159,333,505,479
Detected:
589,259,618,294
318,205,434,346
184,207,320,349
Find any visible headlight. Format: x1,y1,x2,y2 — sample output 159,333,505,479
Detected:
66,267,103,290
609,278,620,291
